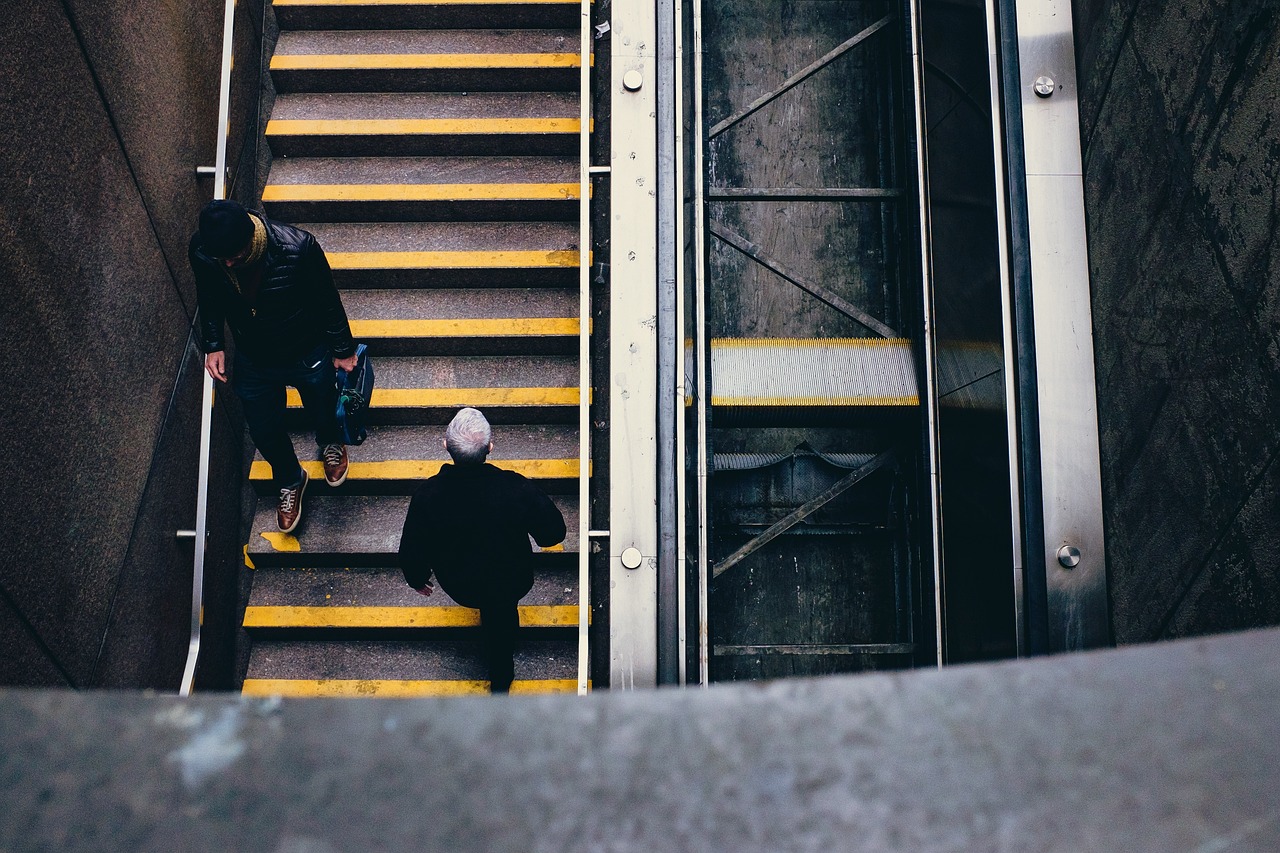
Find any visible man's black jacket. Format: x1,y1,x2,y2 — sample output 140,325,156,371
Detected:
398,462,567,607
189,216,354,365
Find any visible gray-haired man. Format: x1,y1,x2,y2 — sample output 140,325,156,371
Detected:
398,407,566,693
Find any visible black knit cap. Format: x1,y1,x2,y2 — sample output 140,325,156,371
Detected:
198,199,253,259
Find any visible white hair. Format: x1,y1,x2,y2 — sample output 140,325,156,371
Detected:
445,407,492,465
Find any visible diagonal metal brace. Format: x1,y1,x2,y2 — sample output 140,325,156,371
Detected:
712,450,896,579
709,16,891,139
710,222,899,338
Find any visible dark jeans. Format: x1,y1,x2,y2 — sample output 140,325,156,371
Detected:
478,598,521,693
232,344,341,490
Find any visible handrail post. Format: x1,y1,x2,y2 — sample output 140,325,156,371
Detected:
576,0,592,696
180,0,237,697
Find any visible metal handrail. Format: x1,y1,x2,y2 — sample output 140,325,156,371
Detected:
180,0,237,697
576,0,592,696
692,0,710,687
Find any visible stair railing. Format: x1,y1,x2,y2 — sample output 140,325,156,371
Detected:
180,0,237,697
576,0,593,696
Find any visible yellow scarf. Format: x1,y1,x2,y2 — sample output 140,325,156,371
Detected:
224,213,268,312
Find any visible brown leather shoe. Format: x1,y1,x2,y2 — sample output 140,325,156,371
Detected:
322,443,349,487
277,470,308,533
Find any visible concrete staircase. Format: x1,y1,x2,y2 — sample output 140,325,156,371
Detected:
241,0,587,697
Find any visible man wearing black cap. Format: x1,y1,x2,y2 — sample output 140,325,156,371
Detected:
189,199,359,533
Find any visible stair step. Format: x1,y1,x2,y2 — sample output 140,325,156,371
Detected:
247,493,580,563
272,0,582,31
270,29,583,93
267,92,582,156
242,678,580,697
246,604,579,630
277,354,580,424
303,221,580,288
264,156,580,222
244,638,577,683
339,287,580,354
251,423,581,494
248,564,578,606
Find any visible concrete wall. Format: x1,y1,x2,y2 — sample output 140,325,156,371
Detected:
1073,0,1280,641
0,0,265,688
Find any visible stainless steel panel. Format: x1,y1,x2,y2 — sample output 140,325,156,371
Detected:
1015,0,1110,650
610,0,660,688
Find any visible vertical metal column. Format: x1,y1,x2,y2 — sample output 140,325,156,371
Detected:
610,0,660,688
576,0,592,696
904,0,946,667
1011,0,1110,650
692,0,710,688
984,0,1027,656
656,0,681,686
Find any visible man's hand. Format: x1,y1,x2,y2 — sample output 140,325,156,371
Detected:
205,351,227,382
334,354,359,373
414,581,434,597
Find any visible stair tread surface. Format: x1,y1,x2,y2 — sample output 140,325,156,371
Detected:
247,493,580,557
267,155,577,186
302,220,577,252
248,564,578,608
340,287,576,321
266,423,579,462
272,0,582,32
270,91,578,121
245,638,577,681
273,28,580,58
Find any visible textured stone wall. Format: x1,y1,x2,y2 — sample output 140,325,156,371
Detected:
1073,0,1280,641
0,0,266,687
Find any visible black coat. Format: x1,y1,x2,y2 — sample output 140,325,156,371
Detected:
189,216,355,366
398,462,567,607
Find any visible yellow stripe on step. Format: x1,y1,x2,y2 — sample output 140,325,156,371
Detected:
262,183,581,202
328,250,581,270
243,604,580,628
348,318,579,338
285,386,580,408
270,53,583,71
266,118,582,136
250,457,581,481
274,0,578,6
241,678,583,698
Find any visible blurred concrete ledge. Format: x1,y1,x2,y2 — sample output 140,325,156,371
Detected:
2,627,1278,852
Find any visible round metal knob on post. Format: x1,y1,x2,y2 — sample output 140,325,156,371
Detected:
1057,545,1081,569
623,70,644,91
1034,75,1056,97
621,547,643,569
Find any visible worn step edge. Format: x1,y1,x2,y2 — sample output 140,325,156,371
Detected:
241,677,582,697
243,604,581,628
348,318,580,337
330,250,580,270
250,457,583,483
262,183,582,202
267,118,583,136
270,53,584,71
285,387,581,408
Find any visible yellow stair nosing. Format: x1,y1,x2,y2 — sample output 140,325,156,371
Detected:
346,317,580,337
241,678,586,698
284,386,583,408
270,53,585,71
243,604,583,629
327,249,583,270
249,457,586,481
275,0,579,6
261,183,585,203
266,118,584,136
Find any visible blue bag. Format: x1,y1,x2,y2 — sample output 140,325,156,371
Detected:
335,343,374,446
